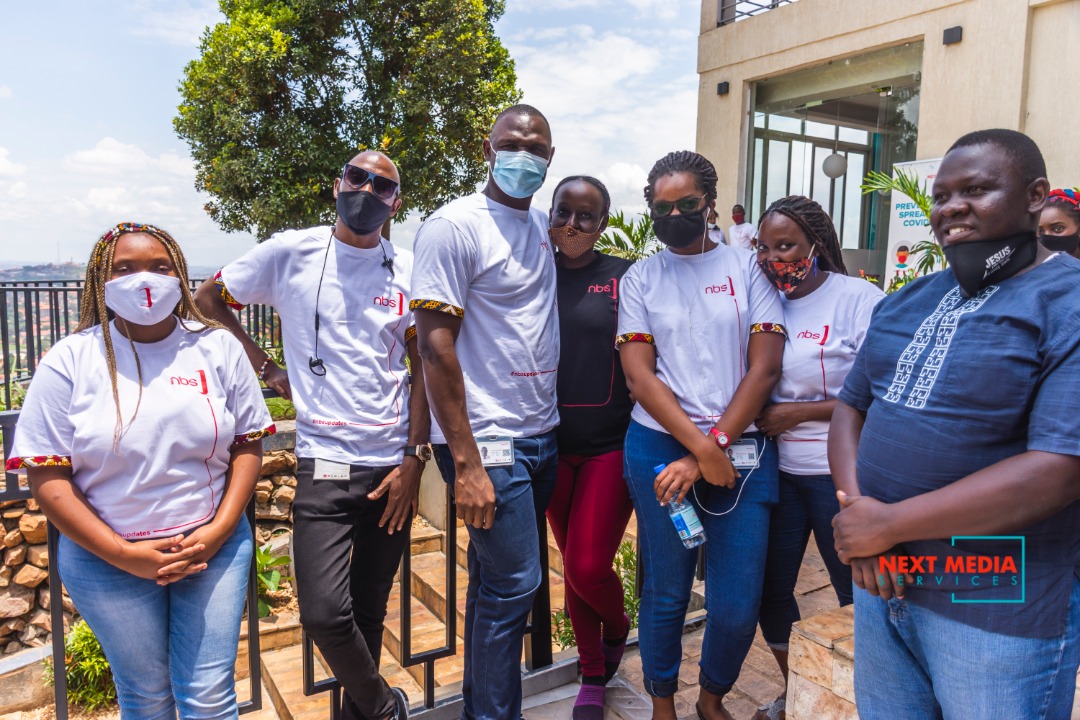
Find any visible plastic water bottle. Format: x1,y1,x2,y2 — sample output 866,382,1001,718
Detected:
655,463,706,548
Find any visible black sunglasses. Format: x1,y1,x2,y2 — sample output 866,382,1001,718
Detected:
341,164,399,200
652,195,706,218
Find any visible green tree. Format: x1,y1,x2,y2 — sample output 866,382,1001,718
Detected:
861,167,946,286
175,0,520,238
596,211,661,261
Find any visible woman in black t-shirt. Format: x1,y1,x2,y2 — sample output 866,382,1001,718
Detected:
546,176,634,720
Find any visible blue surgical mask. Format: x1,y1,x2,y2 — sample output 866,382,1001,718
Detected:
490,150,549,199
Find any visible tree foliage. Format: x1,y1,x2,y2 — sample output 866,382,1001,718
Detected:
596,211,661,261
175,0,520,238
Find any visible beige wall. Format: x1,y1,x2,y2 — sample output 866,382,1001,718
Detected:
697,0,1079,208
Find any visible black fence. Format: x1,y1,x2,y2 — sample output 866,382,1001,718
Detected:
717,0,796,26
1,280,280,409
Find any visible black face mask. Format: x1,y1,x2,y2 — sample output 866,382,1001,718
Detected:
1039,232,1080,255
337,190,392,236
653,208,707,249
943,231,1038,298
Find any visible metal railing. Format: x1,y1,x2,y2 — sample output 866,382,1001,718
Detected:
0,408,263,718
717,0,797,26
301,476,556,717
1,280,280,408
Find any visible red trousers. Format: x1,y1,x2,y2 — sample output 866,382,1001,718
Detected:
546,450,634,677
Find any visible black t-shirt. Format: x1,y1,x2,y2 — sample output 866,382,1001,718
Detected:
556,252,635,456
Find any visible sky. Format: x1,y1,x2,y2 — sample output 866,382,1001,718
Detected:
0,0,699,270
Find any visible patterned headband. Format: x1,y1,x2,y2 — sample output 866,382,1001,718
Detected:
92,222,174,267
1048,188,1079,208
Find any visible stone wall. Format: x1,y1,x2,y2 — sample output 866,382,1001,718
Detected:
0,445,298,659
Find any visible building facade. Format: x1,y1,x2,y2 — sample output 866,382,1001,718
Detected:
697,0,1080,277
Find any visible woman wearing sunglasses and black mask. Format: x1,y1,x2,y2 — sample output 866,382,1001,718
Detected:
616,151,785,720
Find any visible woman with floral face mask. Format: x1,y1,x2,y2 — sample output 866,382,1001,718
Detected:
7,223,273,720
750,196,883,720
1038,188,1080,258
618,151,786,720
546,176,635,719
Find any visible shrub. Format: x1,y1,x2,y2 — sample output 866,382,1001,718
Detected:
43,620,117,711
551,539,640,649
255,542,292,617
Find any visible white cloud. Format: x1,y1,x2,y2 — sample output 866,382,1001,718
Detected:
8,181,27,199
129,0,222,47
0,148,26,177
624,0,699,20
0,85,11,99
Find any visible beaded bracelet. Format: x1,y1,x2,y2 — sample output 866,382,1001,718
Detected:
257,356,272,380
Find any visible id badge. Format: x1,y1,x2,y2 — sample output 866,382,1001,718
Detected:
476,436,514,467
727,439,760,470
313,458,350,480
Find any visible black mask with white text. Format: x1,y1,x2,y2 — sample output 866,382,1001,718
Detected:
943,231,1038,298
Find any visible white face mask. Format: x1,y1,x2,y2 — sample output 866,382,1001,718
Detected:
104,272,182,326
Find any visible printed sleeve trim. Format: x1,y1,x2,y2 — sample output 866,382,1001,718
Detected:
409,299,464,318
232,424,277,446
615,332,655,346
404,325,417,343
5,455,72,471
750,322,787,337
214,271,245,311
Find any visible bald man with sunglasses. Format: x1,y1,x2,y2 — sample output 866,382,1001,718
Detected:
196,151,431,720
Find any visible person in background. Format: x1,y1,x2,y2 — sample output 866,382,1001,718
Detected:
728,204,757,251
411,104,558,720
196,150,427,720
707,208,728,245
546,175,634,719
751,196,884,720
618,150,785,720
9,222,273,720
831,129,1080,719
1038,187,1080,258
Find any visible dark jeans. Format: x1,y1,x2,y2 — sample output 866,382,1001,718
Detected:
758,470,853,648
292,457,410,720
434,431,558,720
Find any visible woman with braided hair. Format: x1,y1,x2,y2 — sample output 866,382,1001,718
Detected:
619,151,785,720
1038,187,1080,258
7,222,274,720
751,196,883,720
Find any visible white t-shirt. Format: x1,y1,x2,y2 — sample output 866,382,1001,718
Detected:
771,272,884,474
728,222,757,251
411,193,559,438
219,226,427,465
708,226,727,246
8,321,273,540
617,245,785,434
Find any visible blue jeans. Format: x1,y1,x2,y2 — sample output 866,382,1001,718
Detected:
623,420,778,697
434,431,558,720
854,573,1080,719
58,521,253,720
758,471,853,648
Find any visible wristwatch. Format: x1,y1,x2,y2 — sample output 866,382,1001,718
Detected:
707,428,731,449
403,444,433,463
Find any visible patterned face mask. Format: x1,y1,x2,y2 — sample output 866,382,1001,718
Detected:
758,249,817,294
549,224,602,259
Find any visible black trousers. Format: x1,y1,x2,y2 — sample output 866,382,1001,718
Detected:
292,458,410,720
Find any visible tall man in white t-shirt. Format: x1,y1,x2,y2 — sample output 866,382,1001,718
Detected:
411,105,559,720
195,151,428,720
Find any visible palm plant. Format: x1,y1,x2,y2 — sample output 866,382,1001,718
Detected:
596,211,661,261
861,168,946,279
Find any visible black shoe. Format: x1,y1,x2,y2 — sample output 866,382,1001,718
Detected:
390,687,409,720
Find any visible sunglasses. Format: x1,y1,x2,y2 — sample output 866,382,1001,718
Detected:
340,164,400,200
652,195,705,218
